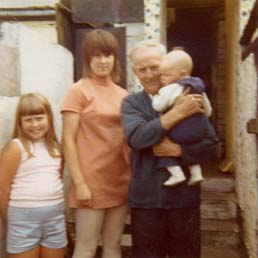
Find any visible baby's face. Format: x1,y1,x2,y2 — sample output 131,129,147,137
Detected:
160,62,183,86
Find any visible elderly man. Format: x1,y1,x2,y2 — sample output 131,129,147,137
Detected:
120,41,218,258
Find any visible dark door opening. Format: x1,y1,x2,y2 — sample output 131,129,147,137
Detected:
166,5,226,162
166,8,215,98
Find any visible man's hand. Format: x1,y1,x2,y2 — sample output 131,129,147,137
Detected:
153,137,182,157
174,91,204,117
160,89,204,131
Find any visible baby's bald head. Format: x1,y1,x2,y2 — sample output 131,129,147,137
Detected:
159,49,194,86
163,49,193,76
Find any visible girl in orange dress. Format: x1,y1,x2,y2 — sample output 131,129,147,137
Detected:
61,29,131,258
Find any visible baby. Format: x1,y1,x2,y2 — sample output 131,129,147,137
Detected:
153,49,215,187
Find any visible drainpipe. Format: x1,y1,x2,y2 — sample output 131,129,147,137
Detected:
219,0,236,173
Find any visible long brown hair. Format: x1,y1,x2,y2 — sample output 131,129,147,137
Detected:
12,93,61,158
82,29,122,83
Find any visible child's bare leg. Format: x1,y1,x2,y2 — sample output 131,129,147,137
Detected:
8,246,40,258
101,205,128,258
40,246,64,258
72,208,104,258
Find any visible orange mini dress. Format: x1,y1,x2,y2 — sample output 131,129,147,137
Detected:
61,77,131,209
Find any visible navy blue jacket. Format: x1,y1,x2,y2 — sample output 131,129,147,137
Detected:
178,76,205,94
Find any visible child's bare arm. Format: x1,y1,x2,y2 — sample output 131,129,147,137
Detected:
0,141,21,220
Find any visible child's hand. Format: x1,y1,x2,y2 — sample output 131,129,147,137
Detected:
76,183,93,207
0,202,8,221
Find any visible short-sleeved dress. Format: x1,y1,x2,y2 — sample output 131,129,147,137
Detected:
61,77,131,209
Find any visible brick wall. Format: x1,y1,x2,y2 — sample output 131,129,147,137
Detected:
212,7,226,155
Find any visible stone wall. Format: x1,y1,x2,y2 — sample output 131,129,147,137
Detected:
235,1,258,257
211,7,226,153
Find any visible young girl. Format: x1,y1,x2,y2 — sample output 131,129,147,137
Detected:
61,29,131,258
0,93,67,258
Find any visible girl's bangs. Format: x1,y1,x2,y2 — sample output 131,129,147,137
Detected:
91,44,114,57
20,99,47,116
90,35,117,57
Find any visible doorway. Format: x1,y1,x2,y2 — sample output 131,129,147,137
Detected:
166,2,226,158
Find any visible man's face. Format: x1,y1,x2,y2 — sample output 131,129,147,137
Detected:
132,47,162,95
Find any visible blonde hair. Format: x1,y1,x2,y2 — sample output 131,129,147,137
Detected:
129,40,167,64
165,49,193,75
12,93,61,158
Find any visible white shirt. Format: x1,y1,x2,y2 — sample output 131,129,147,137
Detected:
152,83,212,116
9,139,64,207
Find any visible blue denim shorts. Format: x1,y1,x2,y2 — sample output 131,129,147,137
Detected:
6,203,67,254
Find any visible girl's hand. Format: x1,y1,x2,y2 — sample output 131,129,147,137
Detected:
76,183,93,207
0,203,8,221
153,137,182,157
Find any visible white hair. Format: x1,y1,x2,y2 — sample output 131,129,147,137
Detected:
129,40,167,64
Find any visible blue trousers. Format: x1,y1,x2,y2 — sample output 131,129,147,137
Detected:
158,114,208,168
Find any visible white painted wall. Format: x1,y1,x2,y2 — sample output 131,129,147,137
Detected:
21,21,57,44
234,1,258,257
0,0,58,8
